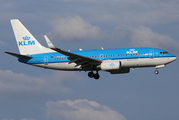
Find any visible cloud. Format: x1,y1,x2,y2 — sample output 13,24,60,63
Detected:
75,0,179,26
45,99,126,120
129,27,179,52
113,26,179,52
48,15,104,41
0,69,82,98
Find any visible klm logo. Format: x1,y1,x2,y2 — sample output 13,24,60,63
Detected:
110,63,115,67
23,36,30,40
47,41,51,44
127,49,138,54
19,35,35,46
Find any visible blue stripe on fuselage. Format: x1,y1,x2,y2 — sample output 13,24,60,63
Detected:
18,48,176,64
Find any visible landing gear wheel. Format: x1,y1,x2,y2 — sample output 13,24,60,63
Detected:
155,70,159,74
88,72,94,78
93,74,100,80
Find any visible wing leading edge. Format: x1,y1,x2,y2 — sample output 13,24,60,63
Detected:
44,35,102,70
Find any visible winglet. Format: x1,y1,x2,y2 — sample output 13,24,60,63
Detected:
44,35,56,49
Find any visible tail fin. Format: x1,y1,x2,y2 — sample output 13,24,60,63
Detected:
10,19,54,55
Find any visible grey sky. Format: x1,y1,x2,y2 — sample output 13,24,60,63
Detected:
0,0,179,120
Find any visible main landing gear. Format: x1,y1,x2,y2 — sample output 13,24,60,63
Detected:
88,71,100,80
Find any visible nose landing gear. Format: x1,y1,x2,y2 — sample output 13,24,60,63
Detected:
88,71,100,80
155,69,159,74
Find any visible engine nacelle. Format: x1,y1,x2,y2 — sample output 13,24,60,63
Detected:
100,61,121,70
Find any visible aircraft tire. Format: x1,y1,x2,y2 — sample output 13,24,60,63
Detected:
88,72,94,78
94,74,100,80
155,70,159,74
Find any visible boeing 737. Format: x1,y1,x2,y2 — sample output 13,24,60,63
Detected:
4,19,177,79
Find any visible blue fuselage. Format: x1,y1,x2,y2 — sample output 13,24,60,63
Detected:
19,48,176,65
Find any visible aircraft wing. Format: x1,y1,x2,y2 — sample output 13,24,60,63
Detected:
44,35,102,70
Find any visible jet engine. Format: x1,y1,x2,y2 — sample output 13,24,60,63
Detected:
100,60,130,74
100,61,121,70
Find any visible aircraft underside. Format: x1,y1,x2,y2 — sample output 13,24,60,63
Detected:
30,57,175,80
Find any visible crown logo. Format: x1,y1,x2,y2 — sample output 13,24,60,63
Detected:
110,63,115,66
22,35,30,40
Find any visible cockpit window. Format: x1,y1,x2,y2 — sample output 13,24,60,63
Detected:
160,52,168,54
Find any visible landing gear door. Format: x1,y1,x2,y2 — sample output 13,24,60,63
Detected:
44,56,48,65
149,50,154,58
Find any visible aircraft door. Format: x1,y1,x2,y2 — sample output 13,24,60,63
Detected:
99,54,104,60
44,56,48,65
149,50,154,58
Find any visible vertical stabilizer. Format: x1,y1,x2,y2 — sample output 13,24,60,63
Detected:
10,19,54,55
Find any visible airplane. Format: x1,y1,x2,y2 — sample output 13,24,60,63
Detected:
4,19,177,80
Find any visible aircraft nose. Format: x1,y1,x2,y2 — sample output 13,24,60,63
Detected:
170,56,177,62
174,56,177,61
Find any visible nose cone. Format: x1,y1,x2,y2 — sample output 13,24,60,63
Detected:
174,56,177,61
170,56,177,62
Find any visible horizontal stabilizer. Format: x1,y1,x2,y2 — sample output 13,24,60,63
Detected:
4,51,32,59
